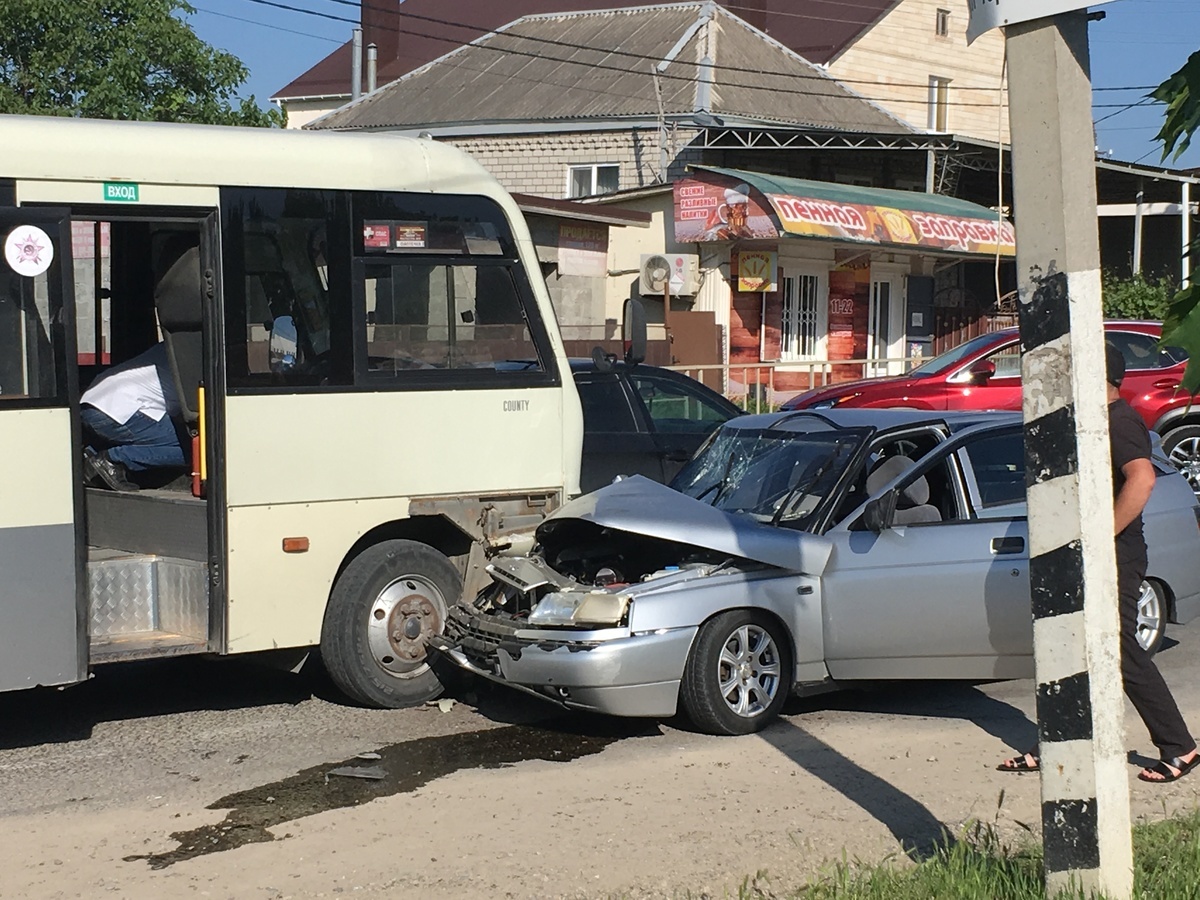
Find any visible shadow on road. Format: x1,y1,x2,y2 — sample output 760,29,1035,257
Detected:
0,653,553,751
756,717,954,860
789,681,1039,756
741,681,1039,859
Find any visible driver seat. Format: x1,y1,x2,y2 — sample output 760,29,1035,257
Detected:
153,236,203,425
865,455,942,525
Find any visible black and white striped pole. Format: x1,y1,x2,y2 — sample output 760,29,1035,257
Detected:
1002,9,1133,898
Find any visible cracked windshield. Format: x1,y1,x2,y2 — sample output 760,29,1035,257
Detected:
672,425,867,527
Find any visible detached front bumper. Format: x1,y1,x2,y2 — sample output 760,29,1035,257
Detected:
431,612,697,718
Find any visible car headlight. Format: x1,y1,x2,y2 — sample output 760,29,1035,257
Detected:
527,591,631,626
809,393,852,409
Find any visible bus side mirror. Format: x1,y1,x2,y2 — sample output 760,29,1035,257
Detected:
623,298,647,366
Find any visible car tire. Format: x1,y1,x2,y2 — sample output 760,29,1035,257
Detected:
321,540,461,708
680,610,791,735
1161,425,1200,497
1137,579,1168,657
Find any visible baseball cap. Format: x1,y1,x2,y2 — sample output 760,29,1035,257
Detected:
1105,343,1126,387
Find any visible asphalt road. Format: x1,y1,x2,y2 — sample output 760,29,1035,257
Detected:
3,624,1200,898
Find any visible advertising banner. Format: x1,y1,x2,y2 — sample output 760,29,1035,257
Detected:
765,193,1015,257
557,223,608,277
674,175,1015,257
675,179,780,242
736,250,778,292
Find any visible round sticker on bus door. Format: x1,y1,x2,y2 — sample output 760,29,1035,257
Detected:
4,225,55,277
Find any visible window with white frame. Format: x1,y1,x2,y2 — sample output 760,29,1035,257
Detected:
567,164,620,198
928,76,951,132
935,8,950,37
781,273,821,360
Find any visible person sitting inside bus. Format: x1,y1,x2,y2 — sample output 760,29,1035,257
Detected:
80,342,185,492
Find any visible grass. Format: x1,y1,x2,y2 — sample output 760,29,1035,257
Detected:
724,805,1200,900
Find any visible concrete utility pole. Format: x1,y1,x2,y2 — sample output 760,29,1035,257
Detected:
1006,11,1133,898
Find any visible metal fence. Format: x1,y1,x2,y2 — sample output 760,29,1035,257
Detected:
667,358,921,413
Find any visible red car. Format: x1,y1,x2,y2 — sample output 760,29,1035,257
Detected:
783,321,1200,493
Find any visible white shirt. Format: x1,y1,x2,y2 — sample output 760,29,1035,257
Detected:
81,343,180,425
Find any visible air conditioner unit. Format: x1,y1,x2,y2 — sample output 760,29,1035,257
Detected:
639,253,701,297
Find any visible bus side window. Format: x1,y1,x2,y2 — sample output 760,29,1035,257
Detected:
364,262,536,372
353,192,555,386
0,265,59,400
222,187,353,389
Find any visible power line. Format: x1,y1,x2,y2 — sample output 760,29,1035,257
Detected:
193,4,342,43
1093,98,1157,126
243,0,1159,110
309,0,1161,95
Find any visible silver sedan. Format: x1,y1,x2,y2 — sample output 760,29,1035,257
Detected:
433,410,1200,735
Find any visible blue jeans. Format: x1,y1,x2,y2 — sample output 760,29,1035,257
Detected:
81,406,186,473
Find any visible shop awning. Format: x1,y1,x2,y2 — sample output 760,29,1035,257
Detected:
674,166,1015,257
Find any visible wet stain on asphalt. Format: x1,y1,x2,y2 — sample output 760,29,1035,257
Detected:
125,719,653,868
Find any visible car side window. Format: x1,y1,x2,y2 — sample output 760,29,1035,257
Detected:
1107,330,1186,371
835,429,955,525
982,342,1022,378
961,430,1025,513
576,376,640,433
629,371,733,434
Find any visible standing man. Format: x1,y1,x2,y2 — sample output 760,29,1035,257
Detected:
80,342,185,492
999,343,1198,782
1107,343,1198,782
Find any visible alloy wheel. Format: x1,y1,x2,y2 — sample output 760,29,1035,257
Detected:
716,624,782,718
1136,580,1164,654
1167,436,1200,496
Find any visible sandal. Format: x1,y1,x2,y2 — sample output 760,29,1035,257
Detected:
997,753,1040,773
1138,755,1200,784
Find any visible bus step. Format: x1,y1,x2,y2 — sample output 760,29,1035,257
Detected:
90,632,209,664
88,551,209,657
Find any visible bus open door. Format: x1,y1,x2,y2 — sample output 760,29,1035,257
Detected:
0,207,87,691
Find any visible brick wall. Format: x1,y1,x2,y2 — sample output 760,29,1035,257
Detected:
447,128,703,198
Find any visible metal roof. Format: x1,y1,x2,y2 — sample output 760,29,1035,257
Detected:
696,166,1003,219
272,0,896,101
308,3,911,135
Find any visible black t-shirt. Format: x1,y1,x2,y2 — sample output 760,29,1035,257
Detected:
1110,398,1151,563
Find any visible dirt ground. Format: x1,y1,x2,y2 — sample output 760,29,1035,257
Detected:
3,634,1200,900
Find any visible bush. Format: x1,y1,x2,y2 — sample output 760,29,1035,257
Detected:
1102,273,1175,321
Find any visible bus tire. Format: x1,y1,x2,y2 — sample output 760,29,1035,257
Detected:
321,539,461,708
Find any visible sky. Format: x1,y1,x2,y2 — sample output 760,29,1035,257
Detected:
187,0,1200,169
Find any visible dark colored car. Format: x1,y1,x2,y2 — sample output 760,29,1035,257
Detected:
572,361,742,493
783,321,1200,493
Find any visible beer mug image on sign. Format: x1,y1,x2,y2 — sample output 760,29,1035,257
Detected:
720,185,753,237
705,184,754,239
4,225,55,277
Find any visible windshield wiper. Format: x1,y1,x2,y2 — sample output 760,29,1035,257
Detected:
770,447,841,527
694,446,743,505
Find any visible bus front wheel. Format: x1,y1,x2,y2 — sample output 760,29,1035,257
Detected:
321,539,461,708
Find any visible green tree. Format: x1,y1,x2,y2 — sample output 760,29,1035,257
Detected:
1153,51,1200,391
0,0,283,126
1102,273,1174,321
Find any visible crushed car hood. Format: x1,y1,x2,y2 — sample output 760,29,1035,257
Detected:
541,475,833,575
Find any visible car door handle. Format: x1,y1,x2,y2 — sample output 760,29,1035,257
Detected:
991,537,1024,555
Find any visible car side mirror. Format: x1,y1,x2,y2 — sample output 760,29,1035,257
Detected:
863,488,899,533
968,359,996,385
623,298,647,366
269,315,299,373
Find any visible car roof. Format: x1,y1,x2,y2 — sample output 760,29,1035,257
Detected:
985,320,1162,341
723,408,1021,434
